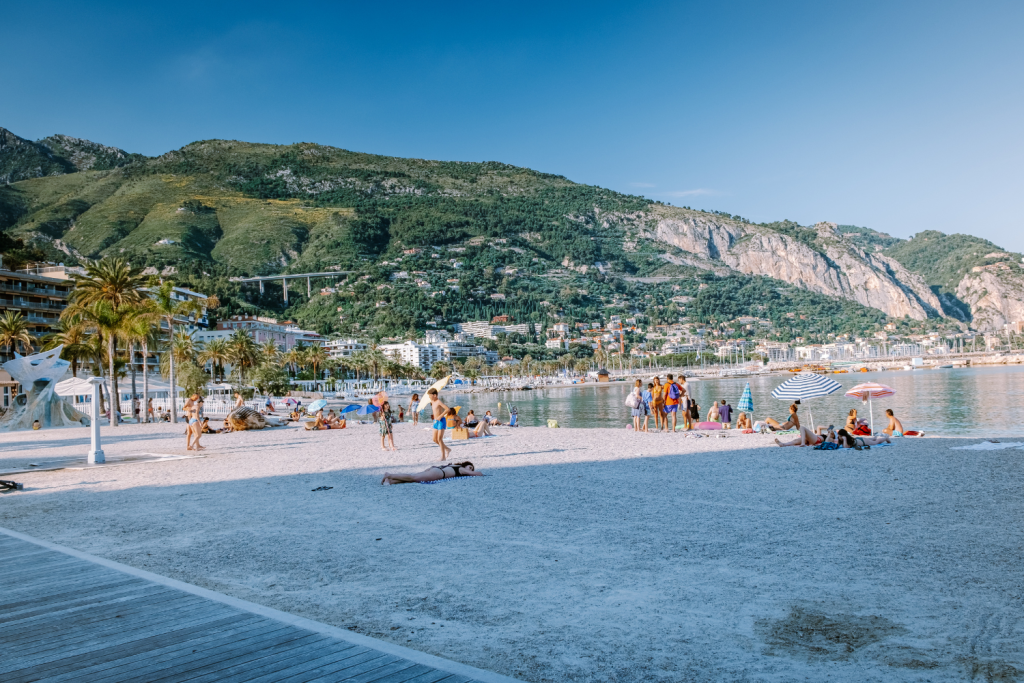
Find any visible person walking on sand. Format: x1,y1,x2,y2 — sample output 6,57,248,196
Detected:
427,388,451,461
380,401,397,451
883,409,904,437
409,394,420,425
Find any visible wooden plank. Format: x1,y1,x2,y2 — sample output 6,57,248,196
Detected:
241,643,370,683
6,615,269,683
1,565,117,597
5,599,227,668
0,576,143,615
272,648,392,683
82,621,311,683
185,637,355,682
401,671,460,683
336,659,422,683
301,653,403,683
0,587,190,647
140,632,328,683
0,581,168,626
366,664,443,683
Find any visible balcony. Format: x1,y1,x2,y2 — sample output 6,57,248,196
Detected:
0,281,70,299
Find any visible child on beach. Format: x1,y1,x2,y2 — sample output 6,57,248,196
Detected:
409,394,420,425
642,383,654,432
428,388,451,461
380,401,396,451
398,405,404,422
718,400,731,426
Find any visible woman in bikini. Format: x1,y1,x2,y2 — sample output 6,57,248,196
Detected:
765,404,800,431
381,461,483,485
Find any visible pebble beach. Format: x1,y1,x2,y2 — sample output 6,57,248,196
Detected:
2,421,1022,682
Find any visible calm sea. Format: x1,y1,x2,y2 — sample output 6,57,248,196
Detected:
446,365,1024,437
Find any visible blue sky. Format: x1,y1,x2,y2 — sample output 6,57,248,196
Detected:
3,1,1023,249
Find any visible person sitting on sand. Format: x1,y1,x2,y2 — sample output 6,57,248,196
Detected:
464,410,480,428
200,417,222,434
845,408,871,435
308,413,334,430
233,392,244,409
882,408,904,437
765,403,800,431
381,461,483,485
484,410,501,426
736,412,752,430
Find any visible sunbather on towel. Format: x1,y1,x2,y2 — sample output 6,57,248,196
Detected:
381,461,483,485
883,409,904,436
765,403,801,431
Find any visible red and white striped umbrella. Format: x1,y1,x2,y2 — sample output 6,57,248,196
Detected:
844,382,895,433
844,382,895,400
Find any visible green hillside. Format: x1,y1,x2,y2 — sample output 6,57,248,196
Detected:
0,129,972,345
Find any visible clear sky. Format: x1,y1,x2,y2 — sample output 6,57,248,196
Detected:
3,1,1023,249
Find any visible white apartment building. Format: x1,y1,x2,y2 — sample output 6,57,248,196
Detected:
324,338,367,359
379,341,445,372
546,338,568,350
193,315,323,351
454,320,531,340
755,342,793,361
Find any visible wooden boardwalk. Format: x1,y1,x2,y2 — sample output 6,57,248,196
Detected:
0,529,518,683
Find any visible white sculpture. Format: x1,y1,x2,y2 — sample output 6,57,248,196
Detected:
0,346,90,431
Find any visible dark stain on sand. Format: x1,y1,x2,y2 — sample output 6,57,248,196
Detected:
757,607,905,660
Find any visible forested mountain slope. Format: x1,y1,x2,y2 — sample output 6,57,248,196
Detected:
1,127,1021,332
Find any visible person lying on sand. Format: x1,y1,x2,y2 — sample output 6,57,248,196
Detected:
883,409,904,437
775,425,826,447
837,429,891,448
765,403,800,431
381,461,483,485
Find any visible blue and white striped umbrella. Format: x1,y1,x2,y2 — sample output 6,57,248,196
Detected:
771,373,842,401
737,382,754,413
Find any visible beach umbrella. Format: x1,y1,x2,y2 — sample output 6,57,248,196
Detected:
306,399,327,413
356,404,380,415
844,382,895,434
771,372,842,431
284,397,298,406
416,375,451,412
737,382,754,424
341,404,360,414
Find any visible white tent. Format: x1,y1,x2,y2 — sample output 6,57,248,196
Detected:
56,376,183,400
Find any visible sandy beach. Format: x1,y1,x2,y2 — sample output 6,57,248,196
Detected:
2,421,1022,682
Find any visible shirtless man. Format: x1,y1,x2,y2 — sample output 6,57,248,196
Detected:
883,409,904,436
427,388,451,461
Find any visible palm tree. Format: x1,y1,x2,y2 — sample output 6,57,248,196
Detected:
257,339,281,368
88,301,136,428
121,304,162,422
283,347,305,378
304,345,329,380
70,258,147,309
226,329,258,385
199,338,232,383
151,281,213,422
42,315,90,377
0,310,35,359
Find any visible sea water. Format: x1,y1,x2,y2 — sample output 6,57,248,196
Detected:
447,365,1024,438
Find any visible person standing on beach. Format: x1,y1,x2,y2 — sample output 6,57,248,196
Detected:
650,377,665,431
642,383,654,432
664,374,680,431
380,401,397,451
427,388,451,461
409,394,420,425
719,400,732,426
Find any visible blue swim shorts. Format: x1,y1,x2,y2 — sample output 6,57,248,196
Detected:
664,405,678,413
433,419,446,430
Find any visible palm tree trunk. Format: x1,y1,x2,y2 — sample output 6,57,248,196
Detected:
141,340,150,424
167,317,177,424
108,336,118,428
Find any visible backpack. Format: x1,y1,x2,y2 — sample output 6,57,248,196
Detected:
667,383,681,400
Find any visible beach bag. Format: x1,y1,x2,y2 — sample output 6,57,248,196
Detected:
451,428,469,440
667,383,681,400
625,391,640,409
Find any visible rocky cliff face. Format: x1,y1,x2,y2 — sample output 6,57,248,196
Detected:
645,210,944,320
955,268,1024,330
0,127,72,183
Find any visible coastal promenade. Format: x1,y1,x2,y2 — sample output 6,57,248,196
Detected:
0,528,519,683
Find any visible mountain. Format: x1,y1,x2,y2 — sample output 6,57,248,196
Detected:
1,127,1021,333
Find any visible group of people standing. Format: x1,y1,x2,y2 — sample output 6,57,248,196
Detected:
628,375,711,432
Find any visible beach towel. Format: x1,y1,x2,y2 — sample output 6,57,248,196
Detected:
813,442,840,450
419,476,479,485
